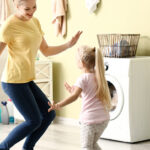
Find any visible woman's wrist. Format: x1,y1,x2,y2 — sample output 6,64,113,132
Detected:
66,42,70,49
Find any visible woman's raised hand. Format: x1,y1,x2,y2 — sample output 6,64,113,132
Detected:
67,31,82,48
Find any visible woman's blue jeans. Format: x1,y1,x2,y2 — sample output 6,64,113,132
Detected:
0,81,56,150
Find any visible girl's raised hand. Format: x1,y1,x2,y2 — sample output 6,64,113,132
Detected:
64,82,75,93
48,101,60,112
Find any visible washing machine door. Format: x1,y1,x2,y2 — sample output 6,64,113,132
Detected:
106,74,124,121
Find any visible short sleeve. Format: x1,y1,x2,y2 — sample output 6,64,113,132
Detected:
74,75,85,90
33,17,44,36
0,23,10,43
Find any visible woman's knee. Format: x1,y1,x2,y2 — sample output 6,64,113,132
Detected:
45,110,56,123
50,110,56,120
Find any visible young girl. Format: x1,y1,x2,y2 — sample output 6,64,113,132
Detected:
48,45,111,150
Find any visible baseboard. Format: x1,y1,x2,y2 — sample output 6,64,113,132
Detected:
54,116,79,126
14,119,24,124
14,116,79,126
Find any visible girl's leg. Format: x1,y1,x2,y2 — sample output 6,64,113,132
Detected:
22,81,55,150
80,124,95,150
0,82,43,150
93,121,109,150
80,121,108,150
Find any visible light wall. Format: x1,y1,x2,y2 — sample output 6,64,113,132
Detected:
35,0,150,119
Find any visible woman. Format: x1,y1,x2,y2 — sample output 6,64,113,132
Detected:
0,0,82,149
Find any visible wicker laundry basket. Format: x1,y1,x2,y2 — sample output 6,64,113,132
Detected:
97,34,140,58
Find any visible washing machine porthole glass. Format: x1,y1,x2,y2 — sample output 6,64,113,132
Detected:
106,75,124,121
108,81,118,112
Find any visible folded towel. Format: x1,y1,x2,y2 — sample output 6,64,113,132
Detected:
52,0,68,37
85,0,100,13
0,0,11,25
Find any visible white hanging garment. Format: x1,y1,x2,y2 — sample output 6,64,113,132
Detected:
85,0,100,13
0,0,11,25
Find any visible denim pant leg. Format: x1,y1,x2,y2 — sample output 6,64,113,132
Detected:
23,81,56,150
0,82,43,150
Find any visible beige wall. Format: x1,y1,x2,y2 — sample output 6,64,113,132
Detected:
35,0,150,119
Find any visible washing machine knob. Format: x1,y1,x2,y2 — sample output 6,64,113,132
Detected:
104,63,109,71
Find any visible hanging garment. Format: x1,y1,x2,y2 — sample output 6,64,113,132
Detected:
0,0,11,25
52,0,68,37
85,0,100,13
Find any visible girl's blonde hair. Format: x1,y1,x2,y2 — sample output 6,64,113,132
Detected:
78,45,111,110
13,0,29,5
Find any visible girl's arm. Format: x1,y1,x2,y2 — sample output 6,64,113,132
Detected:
0,42,6,56
64,82,82,97
48,86,82,112
40,31,82,57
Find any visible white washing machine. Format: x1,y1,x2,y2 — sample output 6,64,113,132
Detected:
101,56,150,143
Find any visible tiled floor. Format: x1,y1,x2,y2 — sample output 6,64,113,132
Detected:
0,123,150,150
